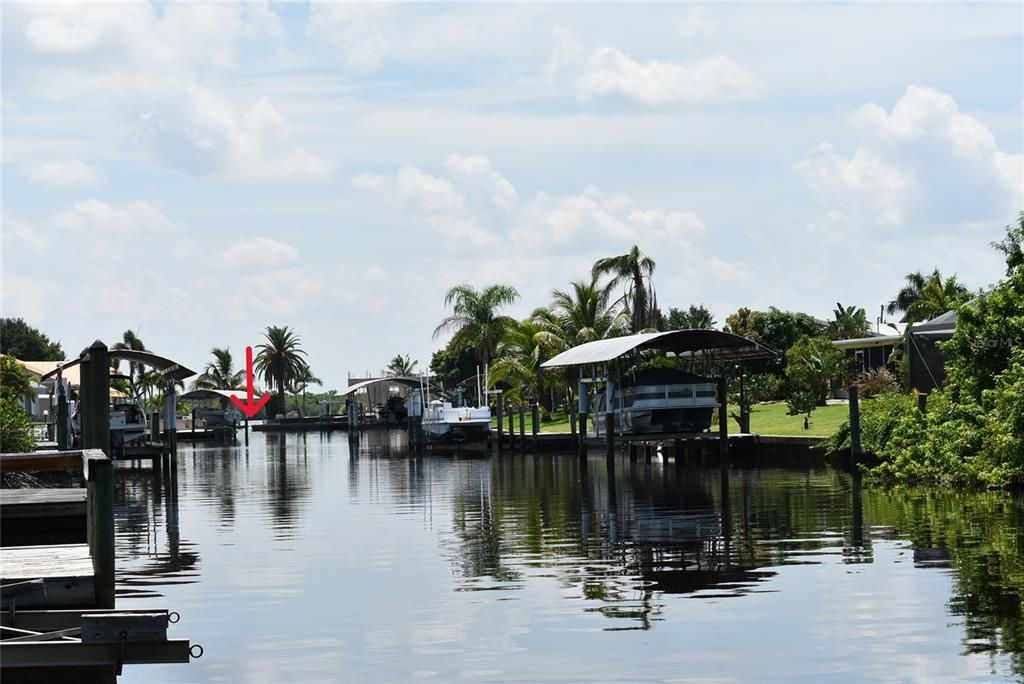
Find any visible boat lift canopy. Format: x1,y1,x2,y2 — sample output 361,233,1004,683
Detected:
179,389,250,404
540,330,777,369
39,349,196,383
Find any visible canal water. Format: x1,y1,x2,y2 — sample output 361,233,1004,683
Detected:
116,432,1023,682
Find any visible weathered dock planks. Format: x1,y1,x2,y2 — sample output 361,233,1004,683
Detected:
1,544,96,608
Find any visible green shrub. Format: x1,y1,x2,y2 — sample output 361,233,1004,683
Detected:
0,391,36,453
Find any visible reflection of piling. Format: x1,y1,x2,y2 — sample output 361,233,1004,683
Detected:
604,411,614,464
495,395,504,451
531,402,539,452
244,415,250,446
717,377,729,472
578,412,587,459
518,405,525,450
851,467,863,546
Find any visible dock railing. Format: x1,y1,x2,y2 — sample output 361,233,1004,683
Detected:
0,449,115,608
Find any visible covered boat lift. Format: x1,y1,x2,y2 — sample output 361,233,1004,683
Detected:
539,329,777,463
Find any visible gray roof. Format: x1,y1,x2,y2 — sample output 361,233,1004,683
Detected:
337,376,425,397
540,330,776,369
39,348,196,382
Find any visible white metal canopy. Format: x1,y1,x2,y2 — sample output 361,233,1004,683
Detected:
540,330,776,369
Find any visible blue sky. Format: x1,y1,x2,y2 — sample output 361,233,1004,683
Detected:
2,2,1021,389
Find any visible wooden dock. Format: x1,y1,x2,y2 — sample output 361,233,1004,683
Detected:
0,444,199,680
1,488,87,547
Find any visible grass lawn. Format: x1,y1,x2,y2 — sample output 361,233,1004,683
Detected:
495,402,847,438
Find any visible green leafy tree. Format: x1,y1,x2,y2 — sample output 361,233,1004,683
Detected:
434,283,519,368
430,337,478,390
724,307,825,384
887,269,971,323
489,317,560,405
255,326,309,417
0,391,35,453
786,336,848,406
289,363,321,417
547,278,629,346
0,318,64,361
828,302,871,340
193,348,245,390
592,245,658,333
385,354,419,376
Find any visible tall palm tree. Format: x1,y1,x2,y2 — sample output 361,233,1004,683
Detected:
887,269,970,323
828,303,871,340
592,245,657,333
434,283,519,368
255,325,308,405
193,347,245,390
385,354,418,376
111,329,147,391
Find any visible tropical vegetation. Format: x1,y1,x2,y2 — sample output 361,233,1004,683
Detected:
193,348,245,390
385,354,419,376
255,325,312,418
0,317,64,361
827,213,1024,487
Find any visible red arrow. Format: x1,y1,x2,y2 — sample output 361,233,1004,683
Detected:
230,346,272,418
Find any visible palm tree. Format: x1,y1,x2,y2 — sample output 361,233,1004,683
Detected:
111,330,147,398
489,318,558,404
289,362,321,417
193,348,245,390
546,278,629,346
592,245,657,333
887,269,970,323
434,283,519,368
255,326,309,407
828,303,871,340
385,354,418,376
665,304,717,330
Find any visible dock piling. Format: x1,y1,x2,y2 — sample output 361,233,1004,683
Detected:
718,377,729,471
849,384,862,471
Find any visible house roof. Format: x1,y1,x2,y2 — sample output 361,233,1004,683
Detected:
540,330,776,369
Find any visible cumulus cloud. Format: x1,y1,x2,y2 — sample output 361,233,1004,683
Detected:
353,154,712,256
850,85,1022,206
1,212,49,251
24,158,104,186
10,2,329,182
796,144,914,226
798,86,1021,226
224,237,300,269
576,49,761,106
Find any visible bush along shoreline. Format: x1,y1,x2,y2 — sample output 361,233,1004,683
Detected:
826,213,1024,489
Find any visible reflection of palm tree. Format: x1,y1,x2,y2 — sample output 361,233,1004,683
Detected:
385,354,418,376
255,326,308,408
887,269,969,323
434,284,519,369
193,348,245,390
592,245,657,333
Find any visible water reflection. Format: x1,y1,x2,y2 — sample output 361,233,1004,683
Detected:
115,433,1024,681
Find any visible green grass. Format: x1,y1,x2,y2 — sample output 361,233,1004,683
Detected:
494,402,848,438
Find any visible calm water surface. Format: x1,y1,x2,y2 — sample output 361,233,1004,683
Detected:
114,432,1024,683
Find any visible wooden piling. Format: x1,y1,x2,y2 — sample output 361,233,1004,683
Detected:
495,395,504,450
56,369,69,450
531,402,539,450
717,377,729,471
88,456,115,608
849,385,862,472
80,342,110,458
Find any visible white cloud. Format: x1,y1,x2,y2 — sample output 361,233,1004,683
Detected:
1,212,48,251
796,144,914,226
224,237,300,270
543,26,584,81
52,199,181,238
678,8,715,38
354,154,713,257
576,49,761,105
11,2,329,182
307,2,394,71
24,158,104,186
0,271,63,323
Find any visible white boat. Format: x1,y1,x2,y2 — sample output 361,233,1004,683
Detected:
421,400,491,441
71,398,149,449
